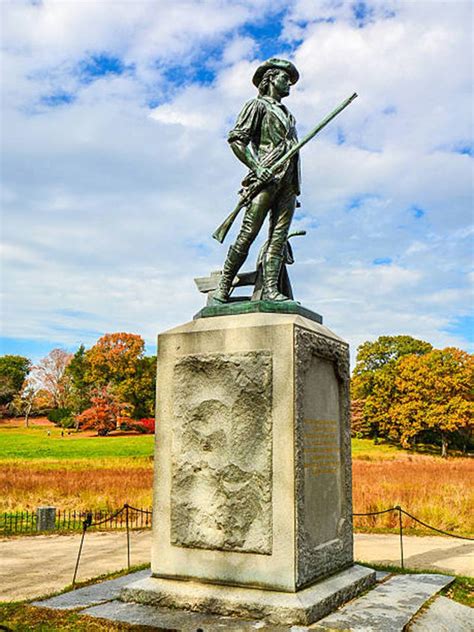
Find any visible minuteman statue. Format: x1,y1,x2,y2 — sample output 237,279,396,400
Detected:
213,58,301,303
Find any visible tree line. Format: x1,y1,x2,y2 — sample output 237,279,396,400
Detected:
0,332,156,435
1,332,472,452
351,335,473,457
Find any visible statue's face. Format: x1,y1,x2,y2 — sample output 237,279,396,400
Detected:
271,70,291,97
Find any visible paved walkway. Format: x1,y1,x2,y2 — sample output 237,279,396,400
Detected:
1,531,472,602
0,530,152,602
355,533,473,577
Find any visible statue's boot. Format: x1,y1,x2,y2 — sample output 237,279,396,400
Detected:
262,254,291,302
213,245,246,303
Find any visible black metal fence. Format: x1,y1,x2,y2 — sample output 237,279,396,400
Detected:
0,510,37,534
0,505,152,535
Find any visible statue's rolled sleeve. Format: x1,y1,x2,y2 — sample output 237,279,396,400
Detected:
227,98,265,146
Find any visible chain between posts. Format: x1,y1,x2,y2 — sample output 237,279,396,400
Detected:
353,505,474,541
71,505,152,587
353,504,474,570
71,503,472,588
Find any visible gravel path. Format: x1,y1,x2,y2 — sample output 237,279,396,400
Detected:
1,531,471,602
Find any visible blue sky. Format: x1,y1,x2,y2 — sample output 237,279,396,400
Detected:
1,0,473,365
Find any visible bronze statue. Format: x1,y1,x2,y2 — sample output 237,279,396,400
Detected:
207,58,357,305
214,58,301,303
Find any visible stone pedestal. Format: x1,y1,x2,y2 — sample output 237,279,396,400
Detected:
122,312,375,624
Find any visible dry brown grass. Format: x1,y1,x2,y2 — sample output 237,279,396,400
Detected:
0,462,153,512
352,455,474,536
2,421,472,539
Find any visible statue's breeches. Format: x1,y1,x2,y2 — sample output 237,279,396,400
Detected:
233,176,297,258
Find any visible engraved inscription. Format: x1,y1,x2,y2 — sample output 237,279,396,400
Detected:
295,328,353,588
171,351,273,555
303,418,340,475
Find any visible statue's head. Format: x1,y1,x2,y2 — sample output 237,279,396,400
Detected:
253,58,299,98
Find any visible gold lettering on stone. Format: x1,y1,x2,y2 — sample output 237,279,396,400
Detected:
303,419,340,475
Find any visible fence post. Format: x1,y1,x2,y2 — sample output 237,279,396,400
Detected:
125,504,131,569
72,512,92,588
36,506,56,532
397,505,404,569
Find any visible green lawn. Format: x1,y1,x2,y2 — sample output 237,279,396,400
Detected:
350,437,460,460
0,425,453,463
0,424,154,461
351,438,404,459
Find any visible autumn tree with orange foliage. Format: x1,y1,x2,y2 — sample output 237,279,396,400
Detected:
351,335,432,440
351,336,473,456
76,386,131,436
390,348,473,456
85,333,145,385
84,332,156,419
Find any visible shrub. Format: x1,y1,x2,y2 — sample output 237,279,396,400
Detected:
47,408,72,425
60,415,76,429
0,404,14,418
131,418,155,434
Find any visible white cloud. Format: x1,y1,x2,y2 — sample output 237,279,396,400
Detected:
1,0,472,364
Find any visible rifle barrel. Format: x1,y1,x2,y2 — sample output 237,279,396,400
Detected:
212,92,358,243
271,92,358,173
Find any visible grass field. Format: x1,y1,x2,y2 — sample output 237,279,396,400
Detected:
352,457,473,536
0,423,154,461
0,420,154,512
351,439,474,536
1,420,472,536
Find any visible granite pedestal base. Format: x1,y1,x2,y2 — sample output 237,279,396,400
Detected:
134,312,373,624
121,565,375,626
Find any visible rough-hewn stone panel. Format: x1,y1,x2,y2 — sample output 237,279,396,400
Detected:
170,351,273,554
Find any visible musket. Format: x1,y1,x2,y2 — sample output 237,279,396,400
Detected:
212,92,358,243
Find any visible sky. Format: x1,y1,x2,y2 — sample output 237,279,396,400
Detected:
1,0,473,366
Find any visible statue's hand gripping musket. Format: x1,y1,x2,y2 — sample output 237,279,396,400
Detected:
212,92,358,244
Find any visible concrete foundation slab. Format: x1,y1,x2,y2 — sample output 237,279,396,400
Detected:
83,600,289,631
313,573,454,631
120,564,375,625
408,595,473,631
32,569,150,610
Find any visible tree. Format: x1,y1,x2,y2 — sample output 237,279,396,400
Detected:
351,335,433,439
0,355,31,407
66,344,91,413
350,398,370,438
391,348,473,456
31,349,73,409
85,333,155,419
76,386,130,436
10,382,36,427
353,335,433,377
115,355,156,419
85,333,144,386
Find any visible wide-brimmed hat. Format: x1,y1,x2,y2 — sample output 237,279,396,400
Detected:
252,58,299,87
